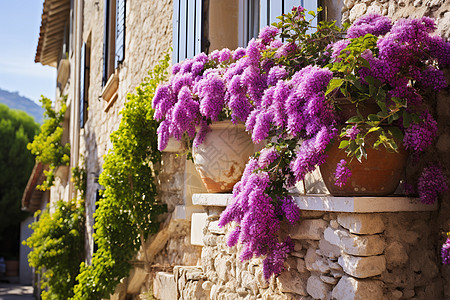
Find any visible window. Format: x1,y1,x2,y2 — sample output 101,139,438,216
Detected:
80,39,90,129
172,0,205,64
238,0,260,47
102,0,126,86
260,0,318,32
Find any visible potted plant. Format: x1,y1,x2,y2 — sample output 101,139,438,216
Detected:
155,6,450,279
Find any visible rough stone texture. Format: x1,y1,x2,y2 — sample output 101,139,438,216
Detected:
174,266,208,300
291,219,328,240
336,214,385,235
340,233,386,256
153,272,176,300
181,206,441,299
332,276,383,300
384,241,408,269
306,275,331,300
318,239,341,259
338,253,386,278
324,226,385,256
277,270,309,296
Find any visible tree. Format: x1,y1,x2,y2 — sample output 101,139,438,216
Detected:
0,103,39,258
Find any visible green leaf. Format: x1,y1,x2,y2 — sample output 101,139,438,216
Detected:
346,115,363,123
326,78,344,96
365,76,375,86
388,127,404,141
411,113,421,123
402,110,412,128
339,140,350,149
368,127,381,134
377,100,387,113
367,114,380,122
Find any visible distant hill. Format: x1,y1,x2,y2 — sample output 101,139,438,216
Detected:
0,88,44,124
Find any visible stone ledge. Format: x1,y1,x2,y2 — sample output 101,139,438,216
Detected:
192,193,437,212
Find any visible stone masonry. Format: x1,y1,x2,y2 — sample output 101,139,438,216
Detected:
160,204,441,300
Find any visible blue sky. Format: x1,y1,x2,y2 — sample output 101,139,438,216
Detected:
0,0,56,104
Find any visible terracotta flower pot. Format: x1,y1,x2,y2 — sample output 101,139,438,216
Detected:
192,121,255,193
320,98,408,196
319,139,408,196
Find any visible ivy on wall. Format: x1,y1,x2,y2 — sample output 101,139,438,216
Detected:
27,96,70,190
24,200,85,300
72,54,170,299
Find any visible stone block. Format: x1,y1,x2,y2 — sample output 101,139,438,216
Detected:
337,214,385,235
127,267,148,294
208,220,225,234
214,254,232,282
307,275,331,300
340,233,386,256
349,3,367,22
320,275,338,285
338,253,386,278
153,272,176,300
241,270,258,295
384,241,408,268
276,270,308,296
328,226,386,258
305,248,329,273
319,238,341,259
332,276,383,300
191,213,208,246
291,219,328,240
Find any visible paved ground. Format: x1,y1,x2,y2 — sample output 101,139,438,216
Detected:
0,283,34,300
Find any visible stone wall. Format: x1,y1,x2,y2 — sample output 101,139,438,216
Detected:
171,204,441,300
343,1,450,298
79,0,175,259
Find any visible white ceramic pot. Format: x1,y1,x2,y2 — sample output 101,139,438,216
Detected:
192,121,255,193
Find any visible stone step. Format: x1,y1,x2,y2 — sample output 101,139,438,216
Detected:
153,272,176,300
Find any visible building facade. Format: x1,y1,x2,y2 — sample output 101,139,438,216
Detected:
29,0,450,299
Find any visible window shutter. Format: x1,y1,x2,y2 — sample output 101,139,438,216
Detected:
172,0,203,64
302,0,318,31
260,0,316,30
102,0,110,86
115,0,126,68
80,43,86,129
239,0,260,47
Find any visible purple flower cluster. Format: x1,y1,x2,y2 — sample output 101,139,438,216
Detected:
403,111,438,152
346,126,360,140
334,159,352,187
347,14,392,38
417,165,448,204
153,39,273,151
342,15,450,99
219,151,301,280
442,237,450,265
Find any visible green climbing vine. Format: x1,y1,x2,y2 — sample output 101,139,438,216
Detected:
71,158,87,200
72,53,170,299
27,96,70,190
24,200,85,300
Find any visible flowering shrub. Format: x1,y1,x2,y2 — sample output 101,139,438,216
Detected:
327,14,449,195
154,7,450,279
442,234,450,265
